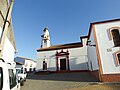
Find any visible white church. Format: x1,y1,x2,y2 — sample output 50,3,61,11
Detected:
36,19,120,82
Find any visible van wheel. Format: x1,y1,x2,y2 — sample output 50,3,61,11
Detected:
24,78,26,81
21,81,24,86
20,79,24,86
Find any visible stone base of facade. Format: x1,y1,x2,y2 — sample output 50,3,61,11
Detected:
35,70,90,74
90,70,100,81
49,70,90,73
90,70,120,82
101,73,120,82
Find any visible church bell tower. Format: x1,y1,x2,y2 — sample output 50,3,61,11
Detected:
41,27,50,48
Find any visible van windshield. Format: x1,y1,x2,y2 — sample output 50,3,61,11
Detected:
0,68,3,90
16,69,23,74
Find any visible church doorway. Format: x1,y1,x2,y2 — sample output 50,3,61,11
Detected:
56,50,70,71
43,61,47,70
60,58,66,70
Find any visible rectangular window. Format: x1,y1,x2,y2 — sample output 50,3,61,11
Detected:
8,69,17,89
111,29,120,47
16,69,23,74
25,68,27,72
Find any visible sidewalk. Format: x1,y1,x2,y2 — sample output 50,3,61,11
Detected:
66,84,120,90
65,82,120,90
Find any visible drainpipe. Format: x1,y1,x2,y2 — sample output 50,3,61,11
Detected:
0,0,14,57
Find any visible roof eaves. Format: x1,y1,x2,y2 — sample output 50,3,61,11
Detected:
16,56,34,61
91,18,120,25
37,42,83,52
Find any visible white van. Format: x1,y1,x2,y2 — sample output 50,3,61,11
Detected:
16,67,27,86
0,59,20,90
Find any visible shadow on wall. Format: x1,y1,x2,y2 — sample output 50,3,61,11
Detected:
70,58,88,70
70,57,77,66
70,63,88,70
47,67,56,71
27,72,99,82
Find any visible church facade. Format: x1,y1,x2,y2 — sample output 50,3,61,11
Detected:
36,19,120,82
36,28,88,72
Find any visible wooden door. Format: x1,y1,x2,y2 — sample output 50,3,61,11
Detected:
60,58,66,70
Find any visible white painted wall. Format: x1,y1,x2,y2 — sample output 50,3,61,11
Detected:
36,46,88,71
88,29,96,46
2,37,15,67
24,60,36,72
82,38,88,46
87,30,99,71
36,50,56,71
69,47,88,70
88,46,99,71
94,21,120,74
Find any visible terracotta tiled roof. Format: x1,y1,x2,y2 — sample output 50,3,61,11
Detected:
37,42,83,52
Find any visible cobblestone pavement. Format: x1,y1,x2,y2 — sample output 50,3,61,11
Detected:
21,72,120,90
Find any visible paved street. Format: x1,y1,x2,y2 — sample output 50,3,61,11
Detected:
21,72,120,90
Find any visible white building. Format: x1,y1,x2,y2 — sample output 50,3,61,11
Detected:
0,0,16,67
87,19,120,82
36,28,88,72
1,29,16,67
14,57,37,72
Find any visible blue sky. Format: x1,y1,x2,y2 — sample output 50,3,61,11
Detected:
12,0,120,60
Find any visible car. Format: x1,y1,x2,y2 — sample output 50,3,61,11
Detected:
16,67,27,86
0,58,20,90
